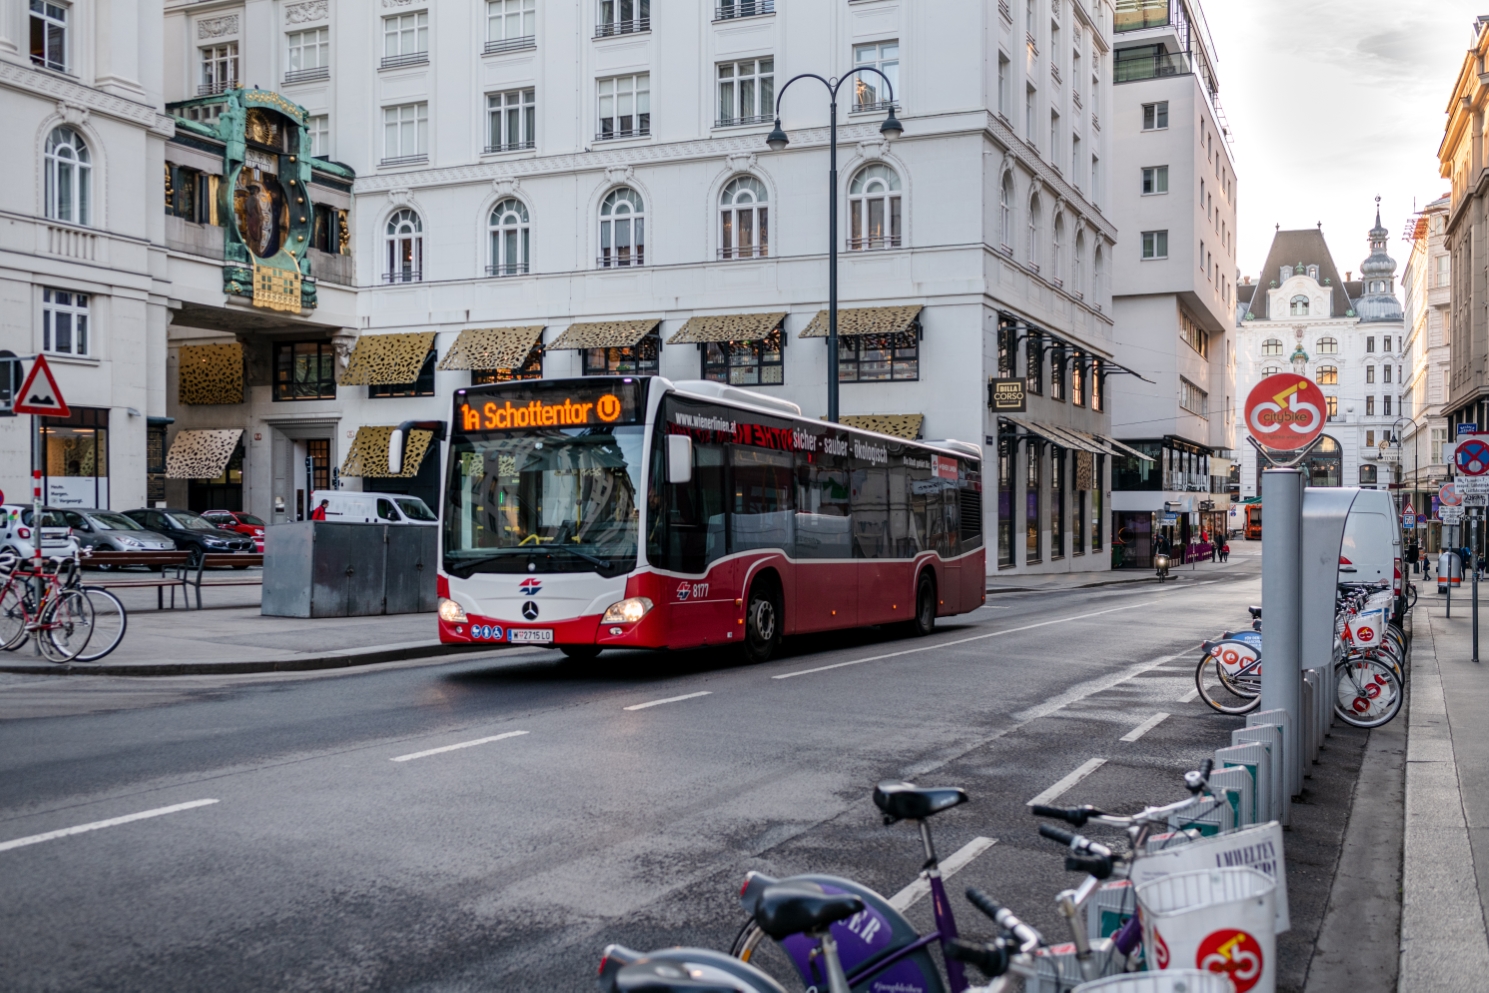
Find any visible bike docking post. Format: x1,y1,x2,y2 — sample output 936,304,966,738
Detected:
1261,467,1302,818
1301,487,1363,780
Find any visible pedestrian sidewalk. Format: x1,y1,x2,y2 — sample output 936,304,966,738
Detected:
1397,587,1489,987
985,543,1252,594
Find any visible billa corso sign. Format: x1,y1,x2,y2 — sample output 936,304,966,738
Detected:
988,378,1027,412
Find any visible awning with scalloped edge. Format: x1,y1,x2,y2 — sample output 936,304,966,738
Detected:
340,425,434,478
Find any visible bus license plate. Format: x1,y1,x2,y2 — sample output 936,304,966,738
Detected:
509,629,553,644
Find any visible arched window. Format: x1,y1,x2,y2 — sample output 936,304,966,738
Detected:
1261,338,1283,356
720,176,768,260
1316,336,1339,354
848,163,901,250
1053,213,1065,282
1074,231,1086,297
999,172,1014,249
600,187,644,267
1290,295,1309,316
1261,365,1281,377
1027,193,1042,269
1316,365,1338,385
487,198,529,276
1093,246,1104,306
45,127,91,225
385,208,422,282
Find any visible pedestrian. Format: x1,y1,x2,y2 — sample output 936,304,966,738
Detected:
1406,540,1420,575
1219,539,1230,563
310,499,329,521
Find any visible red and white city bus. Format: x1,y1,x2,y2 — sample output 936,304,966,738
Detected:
430,376,985,662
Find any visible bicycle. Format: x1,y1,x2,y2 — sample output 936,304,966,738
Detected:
0,551,96,663
729,782,974,993
63,551,127,662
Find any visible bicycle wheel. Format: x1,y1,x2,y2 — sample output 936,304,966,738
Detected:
39,589,95,664
1334,657,1402,728
0,583,30,651
729,920,807,989
1195,642,1261,715
73,587,126,662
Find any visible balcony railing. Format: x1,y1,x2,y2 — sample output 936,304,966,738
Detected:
598,251,645,268
847,235,902,251
595,17,649,37
1114,50,1190,84
484,35,536,55
198,80,239,96
379,154,428,168
718,246,769,260
384,270,422,284
284,66,329,84
380,51,429,70
486,262,530,276
852,100,897,114
595,124,650,141
484,139,536,154
714,114,772,128
715,0,773,19
1114,0,1170,32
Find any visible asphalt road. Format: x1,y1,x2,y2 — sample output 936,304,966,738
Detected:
0,559,1268,992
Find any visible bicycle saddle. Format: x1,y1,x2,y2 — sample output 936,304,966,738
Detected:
1247,605,1262,619
753,883,864,940
613,959,785,993
873,781,969,823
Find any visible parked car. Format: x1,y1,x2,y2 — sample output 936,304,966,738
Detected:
309,490,438,526
201,509,267,552
121,507,255,563
1339,489,1406,621
58,509,177,566
0,504,79,562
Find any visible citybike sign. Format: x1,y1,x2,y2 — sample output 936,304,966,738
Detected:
1244,374,1326,452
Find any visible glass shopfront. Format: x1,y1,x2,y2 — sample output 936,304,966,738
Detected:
38,407,109,508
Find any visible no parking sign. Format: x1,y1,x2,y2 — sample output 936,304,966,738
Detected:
1454,434,1489,476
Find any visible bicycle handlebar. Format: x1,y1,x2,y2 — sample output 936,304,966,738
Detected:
965,887,1042,952
1065,854,1114,880
1037,824,1115,859
943,937,1010,978
1030,803,1100,827
1184,759,1213,794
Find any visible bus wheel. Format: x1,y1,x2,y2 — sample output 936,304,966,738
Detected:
740,580,782,664
559,645,602,663
910,572,936,637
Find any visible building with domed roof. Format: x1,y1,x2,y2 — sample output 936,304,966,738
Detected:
1233,208,1406,501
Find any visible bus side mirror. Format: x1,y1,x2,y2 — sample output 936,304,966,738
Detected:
666,435,693,485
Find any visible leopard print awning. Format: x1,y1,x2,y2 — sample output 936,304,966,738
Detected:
835,414,924,440
165,429,244,479
667,312,786,344
546,319,660,350
799,305,923,338
338,331,437,385
340,425,434,478
437,326,545,371
178,342,244,405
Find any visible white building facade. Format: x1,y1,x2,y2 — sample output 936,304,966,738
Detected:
157,0,1128,581
1400,195,1451,550
1105,0,1237,567
1235,215,1405,501
0,0,174,512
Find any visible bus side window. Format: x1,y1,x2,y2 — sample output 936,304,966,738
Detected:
731,445,794,555
852,467,890,559
662,441,726,573
795,453,851,559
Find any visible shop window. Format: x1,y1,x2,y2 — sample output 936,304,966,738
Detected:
274,340,337,401
583,332,659,375
370,348,436,397
838,331,918,382
702,327,783,385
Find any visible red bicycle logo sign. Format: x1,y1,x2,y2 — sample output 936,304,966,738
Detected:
1246,374,1326,451
1196,928,1265,992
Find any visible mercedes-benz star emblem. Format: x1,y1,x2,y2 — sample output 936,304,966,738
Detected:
521,601,540,620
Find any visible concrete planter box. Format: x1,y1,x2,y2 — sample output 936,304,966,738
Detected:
262,521,437,617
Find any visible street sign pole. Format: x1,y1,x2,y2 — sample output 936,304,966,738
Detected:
1261,467,1301,813
30,412,42,656
1474,510,1481,664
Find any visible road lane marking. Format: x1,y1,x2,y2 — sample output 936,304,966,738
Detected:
1028,758,1107,807
391,730,528,762
1120,712,1171,742
1010,652,1185,723
1178,687,1200,703
624,691,712,711
0,799,219,854
888,837,997,911
772,602,1159,680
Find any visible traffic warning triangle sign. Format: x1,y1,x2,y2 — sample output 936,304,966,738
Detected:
14,353,70,417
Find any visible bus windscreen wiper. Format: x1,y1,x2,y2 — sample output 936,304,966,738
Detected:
444,545,611,577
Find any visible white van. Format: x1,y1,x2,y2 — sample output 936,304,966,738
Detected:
310,490,438,526
1339,488,1404,617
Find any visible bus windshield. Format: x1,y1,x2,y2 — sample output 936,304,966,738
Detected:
444,426,646,578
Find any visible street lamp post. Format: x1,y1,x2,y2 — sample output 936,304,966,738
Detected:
766,71,902,423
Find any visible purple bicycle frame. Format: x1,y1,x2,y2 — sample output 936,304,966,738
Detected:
851,869,967,992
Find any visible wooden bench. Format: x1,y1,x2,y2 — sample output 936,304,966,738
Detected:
85,551,263,609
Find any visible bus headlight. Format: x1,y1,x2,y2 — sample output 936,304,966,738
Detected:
602,597,653,624
438,597,469,624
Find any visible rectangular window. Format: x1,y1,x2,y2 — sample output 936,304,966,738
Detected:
597,0,650,36
838,331,919,382
1366,336,1375,352
1026,85,1037,145
1179,310,1208,356
1026,444,1041,563
1433,427,1449,463
583,333,660,376
307,115,329,157
472,343,544,383
40,406,109,508
1025,334,1043,395
1072,357,1085,406
1326,396,1338,420
1382,335,1392,352
1366,429,1375,448
1384,396,1392,416
30,0,67,72
1071,135,1081,188
1091,156,1100,205
486,89,536,152
998,430,1015,567
853,41,899,111
1050,110,1060,164
1141,101,1168,130
1050,447,1065,559
597,73,650,139
42,287,89,356
702,328,784,385
1092,455,1104,550
1436,255,1450,287
1141,165,1168,195
285,27,329,81
486,0,536,53
1366,395,1376,416
273,341,337,401
998,53,1011,116
716,0,774,19
382,11,428,67
200,42,239,94
717,59,774,127
1050,346,1065,400
1141,230,1168,259
1179,377,1208,417
370,349,437,398
1366,366,1375,384
382,103,429,164
311,203,339,251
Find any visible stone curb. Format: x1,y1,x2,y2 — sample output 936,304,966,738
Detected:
0,640,503,677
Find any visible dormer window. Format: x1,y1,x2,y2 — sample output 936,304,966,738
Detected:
1289,295,1309,316
1279,266,1290,284
1307,265,1319,280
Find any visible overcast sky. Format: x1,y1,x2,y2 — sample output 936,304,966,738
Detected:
1203,0,1482,281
